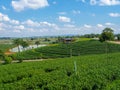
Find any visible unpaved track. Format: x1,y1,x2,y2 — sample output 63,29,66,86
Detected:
109,41,120,44
0,59,51,64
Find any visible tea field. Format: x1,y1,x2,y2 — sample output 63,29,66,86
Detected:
11,40,120,60
0,53,120,89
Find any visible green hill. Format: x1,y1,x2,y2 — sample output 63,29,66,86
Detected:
1,53,120,89
11,40,120,60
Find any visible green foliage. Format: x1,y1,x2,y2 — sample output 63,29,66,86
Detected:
13,39,23,52
35,41,40,47
0,50,4,60
99,28,114,42
0,44,14,52
11,40,120,60
13,38,23,46
13,39,29,52
3,56,12,64
1,53,120,89
21,41,29,49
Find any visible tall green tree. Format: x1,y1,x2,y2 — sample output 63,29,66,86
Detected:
99,28,114,42
13,39,23,52
21,41,29,50
35,41,40,47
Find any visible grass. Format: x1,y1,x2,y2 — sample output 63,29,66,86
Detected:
1,53,120,89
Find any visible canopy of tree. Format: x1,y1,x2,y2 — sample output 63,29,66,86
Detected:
99,28,114,42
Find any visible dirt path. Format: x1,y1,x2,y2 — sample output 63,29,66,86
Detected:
108,41,120,44
0,59,51,64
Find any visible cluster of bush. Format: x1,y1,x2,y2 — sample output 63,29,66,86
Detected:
0,50,23,64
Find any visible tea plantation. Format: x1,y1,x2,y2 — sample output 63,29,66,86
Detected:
0,53,120,90
11,40,120,60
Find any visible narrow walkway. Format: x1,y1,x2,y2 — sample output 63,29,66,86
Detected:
109,41,120,44
0,59,51,64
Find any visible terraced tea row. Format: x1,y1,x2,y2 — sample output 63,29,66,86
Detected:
11,40,120,60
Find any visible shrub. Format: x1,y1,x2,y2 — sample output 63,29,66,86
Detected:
4,56,12,64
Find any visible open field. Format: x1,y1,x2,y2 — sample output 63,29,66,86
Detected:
1,53,120,89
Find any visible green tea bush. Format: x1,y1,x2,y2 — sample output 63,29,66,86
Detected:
3,56,12,64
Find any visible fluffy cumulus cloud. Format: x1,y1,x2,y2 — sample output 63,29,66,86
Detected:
58,16,71,23
109,13,120,17
12,0,49,12
0,13,10,22
90,0,120,6
0,13,19,24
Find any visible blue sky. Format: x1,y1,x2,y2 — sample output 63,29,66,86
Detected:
0,0,120,37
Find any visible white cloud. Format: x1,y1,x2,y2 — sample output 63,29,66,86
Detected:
90,0,120,6
22,19,40,27
84,24,92,28
109,13,120,17
40,21,57,27
72,10,81,14
2,6,7,10
97,24,104,27
1,13,120,37
105,22,114,25
14,25,25,30
58,16,71,23
0,13,10,22
64,24,75,28
12,0,49,12
58,12,67,15
13,30,21,33
99,0,120,6
3,16,10,21
10,20,20,25
22,19,58,29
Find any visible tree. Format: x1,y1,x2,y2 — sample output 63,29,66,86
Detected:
13,39,23,52
35,41,40,47
21,41,29,50
99,28,114,42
